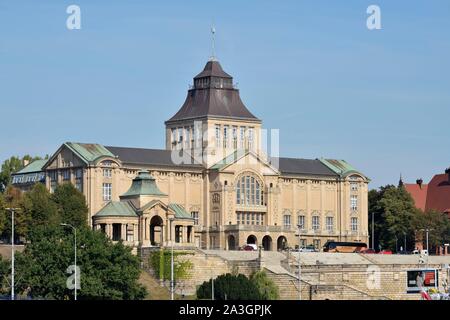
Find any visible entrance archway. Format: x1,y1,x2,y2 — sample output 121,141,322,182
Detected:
228,235,236,250
277,236,288,251
262,235,272,251
247,235,257,245
150,215,164,246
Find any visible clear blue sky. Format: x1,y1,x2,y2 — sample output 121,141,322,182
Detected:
1,0,449,189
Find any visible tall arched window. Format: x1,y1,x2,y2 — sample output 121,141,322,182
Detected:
236,174,263,206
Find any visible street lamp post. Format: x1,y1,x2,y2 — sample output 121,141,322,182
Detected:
6,208,19,300
61,223,77,300
371,212,375,250
404,232,407,254
297,224,302,301
169,218,174,301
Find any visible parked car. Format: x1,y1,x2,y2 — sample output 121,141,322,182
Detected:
300,245,317,253
413,249,428,255
378,250,393,254
360,249,376,254
241,244,258,251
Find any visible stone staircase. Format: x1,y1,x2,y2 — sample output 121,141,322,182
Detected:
265,270,390,300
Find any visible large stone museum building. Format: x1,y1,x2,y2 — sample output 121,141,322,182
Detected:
12,59,369,251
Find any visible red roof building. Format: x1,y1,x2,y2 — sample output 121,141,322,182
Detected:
403,169,450,214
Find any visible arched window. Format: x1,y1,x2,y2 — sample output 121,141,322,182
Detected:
236,174,264,206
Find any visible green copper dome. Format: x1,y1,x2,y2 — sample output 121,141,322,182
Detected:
121,171,167,197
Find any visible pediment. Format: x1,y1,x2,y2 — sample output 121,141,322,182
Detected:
212,150,279,176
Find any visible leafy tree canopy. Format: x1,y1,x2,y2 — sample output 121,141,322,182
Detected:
16,225,147,300
52,183,88,229
250,271,279,300
197,273,261,300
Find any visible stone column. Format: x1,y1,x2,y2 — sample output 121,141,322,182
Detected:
134,224,138,243
121,224,127,241
107,224,112,239
145,218,150,241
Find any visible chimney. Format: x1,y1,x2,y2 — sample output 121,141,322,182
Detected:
23,159,30,167
446,168,450,183
416,178,423,189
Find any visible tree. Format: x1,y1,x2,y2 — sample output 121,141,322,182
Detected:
0,155,43,192
52,183,88,228
196,273,261,300
369,185,421,251
412,210,450,252
1,186,29,242
0,255,9,295
149,249,193,282
21,184,59,230
250,271,279,300
0,193,6,236
15,225,147,300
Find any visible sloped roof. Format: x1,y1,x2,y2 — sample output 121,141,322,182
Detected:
404,183,428,211
94,201,137,217
105,146,202,168
425,174,450,213
194,60,232,79
15,159,47,174
275,157,338,176
121,171,167,197
65,142,115,164
166,60,260,123
320,158,364,178
168,203,193,219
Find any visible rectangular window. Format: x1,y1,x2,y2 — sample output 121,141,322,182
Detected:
251,212,255,225
103,168,112,178
191,211,199,225
62,169,70,181
103,183,112,201
185,127,191,149
248,127,254,150
312,216,320,231
127,225,134,242
246,213,250,225
178,128,183,148
171,128,177,145
75,169,83,192
298,215,305,230
351,217,358,232
215,125,221,148
223,125,229,148
283,214,291,228
232,126,238,148
326,216,334,232
350,195,358,211
49,170,58,193
240,127,245,149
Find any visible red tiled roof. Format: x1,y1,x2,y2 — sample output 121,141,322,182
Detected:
405,173,450,214
425,174,450,213
404,183,428,211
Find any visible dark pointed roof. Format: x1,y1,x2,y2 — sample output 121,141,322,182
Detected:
166,60,260,124
194,60,232,79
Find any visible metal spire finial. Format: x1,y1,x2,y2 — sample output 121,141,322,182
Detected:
210,24,216,61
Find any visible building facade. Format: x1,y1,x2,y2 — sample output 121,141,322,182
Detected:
12,59,369,251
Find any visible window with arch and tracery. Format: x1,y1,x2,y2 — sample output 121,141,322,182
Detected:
236,174,264,206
